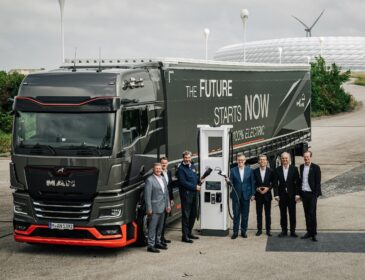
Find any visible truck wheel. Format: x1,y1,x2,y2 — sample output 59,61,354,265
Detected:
136,204,149,246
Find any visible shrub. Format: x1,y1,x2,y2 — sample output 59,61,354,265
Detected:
310,57,354,116
0,132,11,154
0,112,13,133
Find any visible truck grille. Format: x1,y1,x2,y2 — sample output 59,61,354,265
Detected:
32,200,92,221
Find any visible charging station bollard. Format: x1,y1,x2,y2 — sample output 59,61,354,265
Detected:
197,125,232,236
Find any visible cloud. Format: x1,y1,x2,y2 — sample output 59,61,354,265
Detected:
0,0,364,70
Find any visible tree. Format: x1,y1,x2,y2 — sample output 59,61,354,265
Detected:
0,71,25,112
310,57,353,115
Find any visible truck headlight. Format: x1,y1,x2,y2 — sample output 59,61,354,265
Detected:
14,204,27,215
98,208,122,218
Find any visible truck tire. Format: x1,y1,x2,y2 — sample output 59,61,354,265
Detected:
136,201,149,246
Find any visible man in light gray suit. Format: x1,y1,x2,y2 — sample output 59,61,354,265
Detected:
145,163,171,253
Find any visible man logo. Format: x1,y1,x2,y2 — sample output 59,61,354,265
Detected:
46,179,76,188
56,168,65,174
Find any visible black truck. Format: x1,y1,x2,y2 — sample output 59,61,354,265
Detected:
11,58,311,247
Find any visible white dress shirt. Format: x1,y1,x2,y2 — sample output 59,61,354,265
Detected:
283,165,289,181
162,170,169,184
302,164,312,192
260,168,266,183
154,174,165,193
239,167,244,182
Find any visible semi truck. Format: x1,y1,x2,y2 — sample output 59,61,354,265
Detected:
10,58,311,247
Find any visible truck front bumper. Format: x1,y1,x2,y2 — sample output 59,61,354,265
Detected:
14,222,137,248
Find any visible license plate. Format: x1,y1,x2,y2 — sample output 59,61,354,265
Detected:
48,222,74,230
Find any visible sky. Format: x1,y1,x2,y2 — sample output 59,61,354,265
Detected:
0,0,364,71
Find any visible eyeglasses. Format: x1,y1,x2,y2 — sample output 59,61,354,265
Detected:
237,160,245,162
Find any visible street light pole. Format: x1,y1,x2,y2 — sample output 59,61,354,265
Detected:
58,0,66,63
278,47,283,64
204,28,210,62
240,9,249,63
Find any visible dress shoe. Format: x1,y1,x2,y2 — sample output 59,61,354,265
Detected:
182,237,193,243
188,234,199,240
278,232,288,237
162,238,171,244
231,233,238,239
155,244,168,250
255,230,262,236
266,231,272,237
147,247,160,253
241,232,248,238
301,233,310,239
290,232,298,238
311,236,318,242
160,241,167,246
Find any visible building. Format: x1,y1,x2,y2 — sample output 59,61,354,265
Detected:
214,36,365,71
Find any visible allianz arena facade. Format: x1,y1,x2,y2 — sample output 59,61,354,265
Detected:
214,37,365,71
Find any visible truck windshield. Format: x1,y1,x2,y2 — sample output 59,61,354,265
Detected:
14,112,115,156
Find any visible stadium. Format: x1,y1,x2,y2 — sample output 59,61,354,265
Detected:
214,36,365,71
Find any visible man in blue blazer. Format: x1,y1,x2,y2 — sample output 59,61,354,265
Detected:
229,154,256,239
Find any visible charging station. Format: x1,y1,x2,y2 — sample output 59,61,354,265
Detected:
197,125,232,236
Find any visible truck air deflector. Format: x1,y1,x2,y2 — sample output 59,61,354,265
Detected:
14,96,120,112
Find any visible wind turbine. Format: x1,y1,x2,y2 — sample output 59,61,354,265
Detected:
292,9,325,37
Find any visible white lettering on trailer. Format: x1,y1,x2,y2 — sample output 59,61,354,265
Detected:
214,105,242,126
186,85,198,98
199,79,232,98
245,94,270,121
232,126,265,142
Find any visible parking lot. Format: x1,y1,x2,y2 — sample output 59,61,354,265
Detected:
1,81,365,280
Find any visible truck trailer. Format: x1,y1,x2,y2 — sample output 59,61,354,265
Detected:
11,58,311,247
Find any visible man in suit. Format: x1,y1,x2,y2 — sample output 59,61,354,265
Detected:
273,152,300,238
253,154,273,236
228,154,255,239
177,150,201,243
160,157,174,245
300,151,321,242
145,163,171,253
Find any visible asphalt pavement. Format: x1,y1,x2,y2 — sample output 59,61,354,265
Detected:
0,80,364,280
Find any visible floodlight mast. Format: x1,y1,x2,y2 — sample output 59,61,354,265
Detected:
204,28,210,62
292,9,325,37
240,9,249,63
58,0,66,63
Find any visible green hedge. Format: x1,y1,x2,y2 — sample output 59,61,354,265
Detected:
0,132,11,154
311,57,355,116
0,112,13,133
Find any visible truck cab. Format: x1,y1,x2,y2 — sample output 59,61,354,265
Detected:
11,62,176,247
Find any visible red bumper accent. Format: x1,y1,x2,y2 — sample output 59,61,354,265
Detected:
14,222,138,248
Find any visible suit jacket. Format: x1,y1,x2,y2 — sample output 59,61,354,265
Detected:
253,167,273,201
300,163,322,197
144,174,170,214
229,166,256,201
273,165,300,198
162,169,174,201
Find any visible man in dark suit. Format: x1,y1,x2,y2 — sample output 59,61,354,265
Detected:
273,152,300,237
177,150,201,243
253,154,273,236
160,157,174,245
300,151,321,242
145,163,171,253
228,154,255,239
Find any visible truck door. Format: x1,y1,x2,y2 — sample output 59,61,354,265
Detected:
120,105,152,187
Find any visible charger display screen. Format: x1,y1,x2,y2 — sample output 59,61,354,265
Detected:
206,181,221,191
